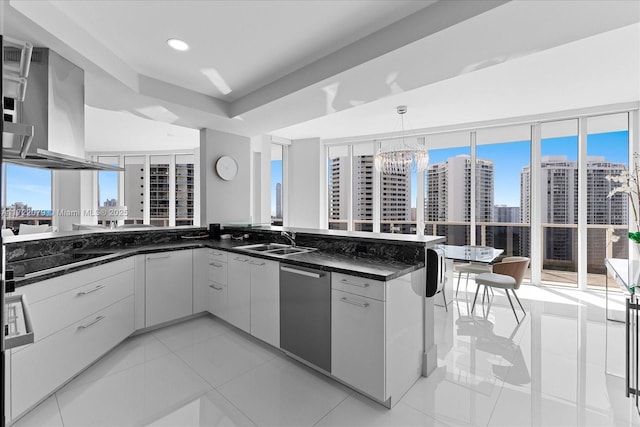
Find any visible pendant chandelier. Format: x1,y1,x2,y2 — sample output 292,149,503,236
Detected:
374,106,429,175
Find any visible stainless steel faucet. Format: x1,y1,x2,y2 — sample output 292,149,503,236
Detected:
281,231,296,247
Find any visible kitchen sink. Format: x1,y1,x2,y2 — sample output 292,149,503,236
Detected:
266,247,312,256
236,243,291,252
236,243,316,256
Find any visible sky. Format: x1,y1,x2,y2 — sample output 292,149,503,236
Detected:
3,131,630,214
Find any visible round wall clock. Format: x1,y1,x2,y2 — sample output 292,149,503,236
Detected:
215,155,238,181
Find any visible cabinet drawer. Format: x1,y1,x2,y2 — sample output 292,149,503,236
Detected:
17,268,134,347
209,249,228,263
13,258,135,304
208,281,227,320
11,295,134,418
208,260,228,284
331,289,385,401
332,272,386,301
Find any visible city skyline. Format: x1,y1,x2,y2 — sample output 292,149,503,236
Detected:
3,131,629,216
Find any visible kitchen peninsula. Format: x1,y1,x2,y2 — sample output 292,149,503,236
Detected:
4,226,443,422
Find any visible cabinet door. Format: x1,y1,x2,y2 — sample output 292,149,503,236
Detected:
208,281,227,320
249,258,279,347
11,296,134,419
145,250,193,327
227,255,251,332
192,249,209,313
331,289,385,401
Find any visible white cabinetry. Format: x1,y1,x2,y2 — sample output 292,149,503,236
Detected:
207,249,228,320
192,248,209,314
227,254,251,332
249,258,279,347
226,253,279,346
331,270,423,407
331,288,385,401
145,250,193,327
9,258,135,420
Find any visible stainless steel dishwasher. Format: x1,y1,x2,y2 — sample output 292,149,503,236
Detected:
280,264,331,372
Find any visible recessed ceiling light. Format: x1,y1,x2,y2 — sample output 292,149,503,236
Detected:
167,38,189,51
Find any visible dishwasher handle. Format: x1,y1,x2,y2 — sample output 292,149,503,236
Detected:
281,265,323,279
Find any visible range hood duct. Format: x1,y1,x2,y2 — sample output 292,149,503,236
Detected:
2,47,123,171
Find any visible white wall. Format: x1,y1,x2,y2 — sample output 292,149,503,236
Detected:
52,170,82,231
287,137,322,228
200,128,251,225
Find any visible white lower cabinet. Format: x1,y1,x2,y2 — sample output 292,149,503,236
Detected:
249,258,279,347
192,249,209,314
227,255,251,332
331,289,385,401
11,295,134,418
331,270,423,407
213,252,279,346
145,250,193,327
207,249,229,321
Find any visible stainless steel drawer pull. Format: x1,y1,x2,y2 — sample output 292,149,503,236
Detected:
77,284,106,296
209,262,224,268
340,278,369,288
233,257,249,262
211,251,224,256
340,297,369,308
78,315,105,330
209,284,224,290
281,266,322,278
147,254,170,260
248,261,265,266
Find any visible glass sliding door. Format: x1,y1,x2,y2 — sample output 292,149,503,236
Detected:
475,125,531,258
586,113,629,289
423,131,471,245
540,119,579,287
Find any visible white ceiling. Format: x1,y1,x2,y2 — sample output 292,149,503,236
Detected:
57,0,435,101
2,0,640,150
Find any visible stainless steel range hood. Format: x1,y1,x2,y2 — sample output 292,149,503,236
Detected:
2,47,123,171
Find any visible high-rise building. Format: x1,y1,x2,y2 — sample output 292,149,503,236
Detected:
424,155,494,244
520,155,627,270
329,155,412,232
494,205,520,223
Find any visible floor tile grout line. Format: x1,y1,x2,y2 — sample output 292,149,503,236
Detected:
56,334,176,395
54,393,65,427
310,392,353,426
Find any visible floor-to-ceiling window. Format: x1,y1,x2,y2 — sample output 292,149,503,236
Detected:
539,119,579,287
271,144,283,226
423,131,471,245
123,156,145,225
323,107,637,289
327,145,349,230
93,152,198,227
586,112,629,289
379,139,415,234
475,125,531,257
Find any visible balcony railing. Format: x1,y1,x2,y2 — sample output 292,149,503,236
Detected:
327,219,629,289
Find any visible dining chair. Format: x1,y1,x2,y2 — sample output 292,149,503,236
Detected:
471,256,529,323
454,262,493,297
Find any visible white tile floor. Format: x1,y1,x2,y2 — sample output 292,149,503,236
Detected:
11,284,640,427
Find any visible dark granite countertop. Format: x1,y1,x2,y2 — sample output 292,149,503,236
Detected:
13,238,425,288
